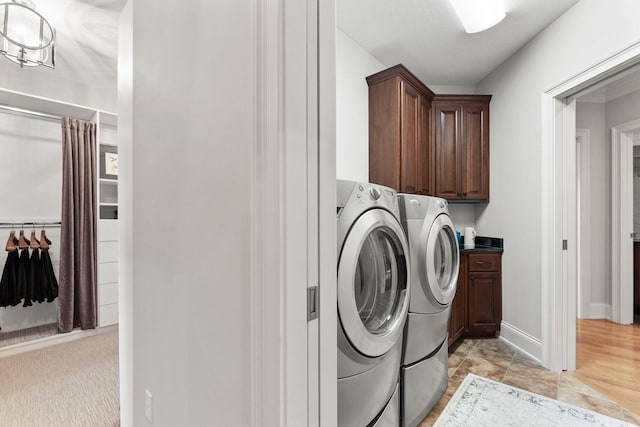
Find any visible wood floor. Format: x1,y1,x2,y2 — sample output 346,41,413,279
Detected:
572,319,640,416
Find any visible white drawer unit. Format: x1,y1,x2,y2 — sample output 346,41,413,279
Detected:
96,115,119,327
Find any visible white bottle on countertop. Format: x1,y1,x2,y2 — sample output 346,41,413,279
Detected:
464,227,476,249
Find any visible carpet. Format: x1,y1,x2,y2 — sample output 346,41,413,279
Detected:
434,374,635,427
0,329,119,427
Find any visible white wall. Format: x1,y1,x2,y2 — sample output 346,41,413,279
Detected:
476,0,640,344
448,204,477,232
131,2,253,425
576,102,609,308
606,88,640,129
336,29,386,181
0,111,61,331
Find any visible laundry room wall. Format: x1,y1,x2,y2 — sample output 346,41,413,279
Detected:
576,101,609,318
129,1,257,425
0,111,62,331
475,0,640,357
336,29,386,182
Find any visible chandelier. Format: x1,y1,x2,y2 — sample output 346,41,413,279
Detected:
0,0,55,68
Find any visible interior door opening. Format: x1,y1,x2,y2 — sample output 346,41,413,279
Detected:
542,43,640,372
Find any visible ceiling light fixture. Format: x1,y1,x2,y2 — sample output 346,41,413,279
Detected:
0,0,55,68
449,0,506,34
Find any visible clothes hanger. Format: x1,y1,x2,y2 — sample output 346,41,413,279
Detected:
39,224,50,250
29,223,40,249
5,224,17,252
18,224,29,250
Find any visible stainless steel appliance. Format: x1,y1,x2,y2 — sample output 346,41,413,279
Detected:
398,194,459,427
337,180,411,427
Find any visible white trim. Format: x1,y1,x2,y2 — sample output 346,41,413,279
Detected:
576,129,591,319
587,303,612,320
610,119,640,325
499,321,542,362
250,1,337,425
318,0,337,424
562,97,577,371
0,325,118,359
541,39,640,372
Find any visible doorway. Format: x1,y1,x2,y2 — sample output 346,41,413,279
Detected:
542,42,640,372
611,118,640,325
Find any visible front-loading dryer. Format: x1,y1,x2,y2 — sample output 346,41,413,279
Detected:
337,180,411,427
397,194,459,427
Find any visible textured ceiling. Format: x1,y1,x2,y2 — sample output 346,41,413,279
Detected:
337,0,582,86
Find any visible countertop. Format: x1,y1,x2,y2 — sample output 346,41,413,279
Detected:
459,236,504,253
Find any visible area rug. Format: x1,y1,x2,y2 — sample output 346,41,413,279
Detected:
434,374,634,427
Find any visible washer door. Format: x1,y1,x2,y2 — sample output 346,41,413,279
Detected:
420,213,459,306
338,208,410,358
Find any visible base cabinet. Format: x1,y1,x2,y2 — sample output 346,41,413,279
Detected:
449,251,502,347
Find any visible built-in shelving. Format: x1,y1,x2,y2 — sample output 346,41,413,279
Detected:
0,87,120,328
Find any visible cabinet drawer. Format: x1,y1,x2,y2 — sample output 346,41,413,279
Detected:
468,253,500,271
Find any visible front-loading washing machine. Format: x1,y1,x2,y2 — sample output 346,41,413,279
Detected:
397,194,459,427
337,180,411,427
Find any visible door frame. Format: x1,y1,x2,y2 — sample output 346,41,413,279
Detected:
251,0,336,426
611,118,640,325
576,129,591,319
541,41,640,371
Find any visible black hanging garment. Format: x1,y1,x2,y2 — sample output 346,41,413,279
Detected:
39,232,58,302
17,247,30,307
14,230,30,305
0,248,19,307
28,247,44,304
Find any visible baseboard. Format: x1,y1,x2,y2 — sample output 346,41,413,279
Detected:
587,303,611,320
0,324,118,359
499,321,542,362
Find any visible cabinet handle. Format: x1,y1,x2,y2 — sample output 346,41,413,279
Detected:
457,192,462,197
463,192,468,196
475,261,490,266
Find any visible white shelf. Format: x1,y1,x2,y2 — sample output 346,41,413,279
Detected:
100,178,118,183
100,202,118,207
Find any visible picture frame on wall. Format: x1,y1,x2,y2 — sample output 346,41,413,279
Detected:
100,145,118,179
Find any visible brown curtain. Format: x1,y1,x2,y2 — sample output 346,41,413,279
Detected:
58,117,97,332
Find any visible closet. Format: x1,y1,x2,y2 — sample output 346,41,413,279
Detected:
0,88,119,345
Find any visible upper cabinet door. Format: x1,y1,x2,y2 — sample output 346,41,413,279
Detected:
460,103,489,200
400,81,420,194
417,94,432,196
434,103,459,199
433,95,491,202
367,65,434,194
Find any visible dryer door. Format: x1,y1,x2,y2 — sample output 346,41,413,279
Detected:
421,213,459,306
338,208,410,358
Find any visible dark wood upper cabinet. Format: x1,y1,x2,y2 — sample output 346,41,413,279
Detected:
368,65,490,201
367,65,434,194
433,95,491,201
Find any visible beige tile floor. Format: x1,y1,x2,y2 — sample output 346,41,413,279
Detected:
419,337,640,426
